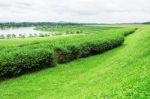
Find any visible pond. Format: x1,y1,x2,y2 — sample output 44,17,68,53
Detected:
0,27,50,38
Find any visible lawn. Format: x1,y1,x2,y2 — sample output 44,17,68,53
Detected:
0,24,149,98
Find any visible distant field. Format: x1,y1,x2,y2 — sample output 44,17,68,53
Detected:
0,24,149,98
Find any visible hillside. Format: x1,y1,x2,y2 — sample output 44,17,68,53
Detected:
0,24,149,98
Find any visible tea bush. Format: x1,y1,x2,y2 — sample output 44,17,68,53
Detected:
0,26,137,79
0,48,56,79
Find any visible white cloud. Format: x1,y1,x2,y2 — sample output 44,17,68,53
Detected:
0,0,150,23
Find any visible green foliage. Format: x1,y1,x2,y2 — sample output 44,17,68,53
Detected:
0,48,56,79
0,25,149,99
0,25,136,78
6,34,12,38
11,34,16,38
0,22,81,29
29,34,33,37
123,28,137,36
54,36,124,63
54,45,81,63
18,34,25,38
0,34,5,39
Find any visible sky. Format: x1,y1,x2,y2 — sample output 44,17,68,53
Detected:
0,0,150,23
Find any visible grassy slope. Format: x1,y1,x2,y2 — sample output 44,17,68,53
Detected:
0,25,150,98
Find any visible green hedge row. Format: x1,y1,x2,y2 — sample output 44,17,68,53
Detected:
54,37,124,63
0,28,137,79
123,28,138,36
0,49,56,79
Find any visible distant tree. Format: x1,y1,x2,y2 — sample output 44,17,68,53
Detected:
46,33,51,36
29,34,33,37
0,22,81,29
76,30,80,34
44,33,50,37
34,33,38,37
12,34,16,38
39,33,45,37
19,34,25,38
19,34,22,38
54,32,63,35
76,30,83,34
0,34,5,39
80,30,83,33
70,31,74,34
66,31,70,34
6,34,12,38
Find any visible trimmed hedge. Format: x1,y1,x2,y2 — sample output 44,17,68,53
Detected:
123,28,137,36
54,36,124,63
54,45,81,63
0,48,56,79
0,28,137,79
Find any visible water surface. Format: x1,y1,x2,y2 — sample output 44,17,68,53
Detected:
0,27,50,38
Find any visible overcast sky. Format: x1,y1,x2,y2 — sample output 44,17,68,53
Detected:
0,0,150,23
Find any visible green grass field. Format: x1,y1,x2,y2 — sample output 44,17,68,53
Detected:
0,24,150,98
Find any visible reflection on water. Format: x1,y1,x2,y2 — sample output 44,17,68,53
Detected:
0,27,50,38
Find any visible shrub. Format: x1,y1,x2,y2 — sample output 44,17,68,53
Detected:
79,37,124,57
65,31,70,34
0,27,136,79
39,33,45,37
34,33,38,37
0,34,5,39
54,45,81,63
70,31,74,34
0,48,56,79
53,32,63,36
29,34,33,37
76,30,82,34
19,34,25,38
54,36,124,63
6,34,12,38
123,28,137,36
12,34,16,38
